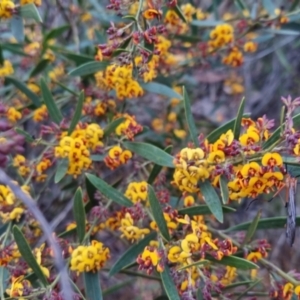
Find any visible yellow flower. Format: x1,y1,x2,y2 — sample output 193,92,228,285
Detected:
70,240,110,273
125,181,148,204
0,60,14,76
243,41,258,52
209,24,234,49
222,47,244,67
143,8,162,20
246,251,262,262
183,195,194,207
283,282,294,298
119,213,150,242
261,152,283,167
181,233,199,253
6,276,31,298
0,0,15,19
33,105,48,122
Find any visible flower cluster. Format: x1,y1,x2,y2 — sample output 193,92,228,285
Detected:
125,181,148,204
55,123,104,176
104,145,132,170
70,240,110,273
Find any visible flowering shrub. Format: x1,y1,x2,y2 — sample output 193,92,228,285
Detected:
1,0,300,300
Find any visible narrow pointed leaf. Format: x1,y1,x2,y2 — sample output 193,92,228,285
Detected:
224,216,300,232
5,76,41,107
83,272,103,300
43,25,70,45
19,3,42,22
161,265,181,300
242,210,261,245
109,232,156,276
148,185,170,241
123,142,174,168
183,87,198,146
73,188,86,243
219,175,229,204
140,82,183,99
85,173,132,207
233,97,245,140
13,226,48,286
69,61,109,77
199,180,223,223
148,145,173,184
178,205,235,216
206,113,250,143
15,128,35,143
177,260,209,271
40,78,63,124
59,51,94,64
207,255,258,270
103,117,125,137
173,6,187,23
68,91,84,135
54,158,69,183
29,59,50,78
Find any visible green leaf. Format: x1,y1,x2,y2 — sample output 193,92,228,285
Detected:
262,0,276,17
206,114,250,143
178,205,235,216
148,185,170,241
173,6,187,23
59,51,94,64
29,59,50,78
73,188,86,243
242,210,261,245
233,97,245,140
160,265,181,300
19,3,42,22
290,0,300,11
177,259,209,271
1,43,27,56
0,45,4,65
147,145,173,184
235,279,262,300
69,61,109,77
40,78,63,124
191,20,224,27
54,158,69,183
10,16,24,42
103,117,125,137
235,0,247,11
183,86,198,146
207,255,258,270
85,173,132,207
68,91,84,135
140,82,183,100
224,216,300,232
85,175,97,212
109,232,156,276
43,25,70,46
13,226,48,286
222,280,254,291
263,113,300,149
5,76,41,107
15,128,34,143
83,272,103,300
123,142,174,168
199,180,223,223
219,175,229,204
